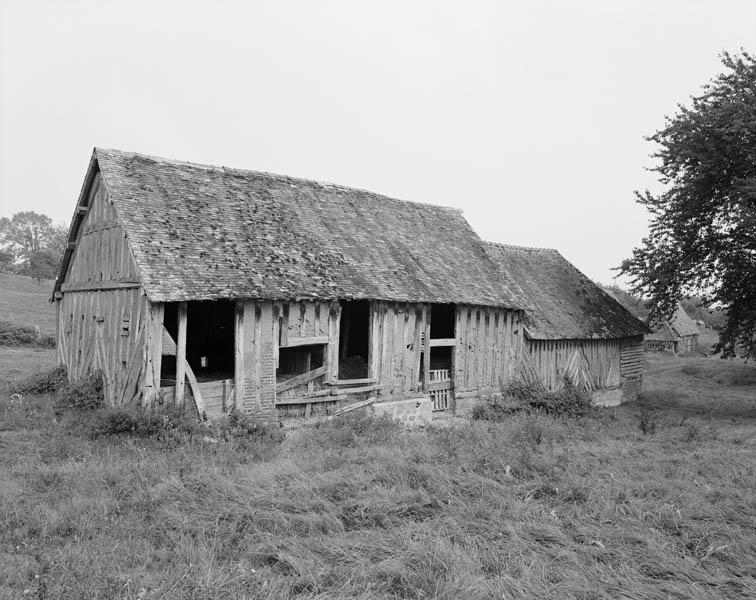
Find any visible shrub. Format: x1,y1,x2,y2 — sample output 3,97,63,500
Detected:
531,378,594,418
56,372,104,410
9,365,67,395
89,405,201,441
474,377,594,421
0,320,55,348
305,410,401,448
210,409,286,450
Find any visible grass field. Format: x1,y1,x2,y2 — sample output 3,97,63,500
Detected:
1,351,755,599
0,273,56,334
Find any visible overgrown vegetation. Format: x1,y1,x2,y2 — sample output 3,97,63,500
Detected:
0,320,55,348
473,377,594,421
0,352,755,598
8,364,67,395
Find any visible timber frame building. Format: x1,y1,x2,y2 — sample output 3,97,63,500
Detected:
53,149,647,420
645,304,699,354
484,244,649,405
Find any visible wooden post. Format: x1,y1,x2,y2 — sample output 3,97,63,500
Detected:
55,299,63,366
305,350,313,418
175,301,187,408
326,301,341,383
143,302,164,408
423,304,431,393
234,300,245,411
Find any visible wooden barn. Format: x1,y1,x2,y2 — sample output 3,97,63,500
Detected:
484,244,649,405
52,148,531,421
645,304,699,354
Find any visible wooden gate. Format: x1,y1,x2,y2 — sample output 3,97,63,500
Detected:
429,368,452,411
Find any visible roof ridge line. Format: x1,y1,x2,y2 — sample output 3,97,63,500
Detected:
94,147,463,213
485,241,558,252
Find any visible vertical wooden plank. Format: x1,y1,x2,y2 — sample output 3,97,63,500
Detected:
326,301,341,383
378,301,391,394
304,302,316,337
391,303,402,394
273,303,281,369
254,303,262,404
143,301,164,408
402,305,415,393
233,300,244,411
369,302,380,380
54,299,62,366
422,303,431,393
412,305,423,391
453,305,463,389
175,302,188,408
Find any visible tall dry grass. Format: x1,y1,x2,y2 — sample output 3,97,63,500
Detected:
1,359,755,599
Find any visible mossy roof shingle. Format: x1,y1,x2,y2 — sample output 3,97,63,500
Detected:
484,243,649,340
90,148,526,307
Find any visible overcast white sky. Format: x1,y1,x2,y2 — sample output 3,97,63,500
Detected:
1,0,754,284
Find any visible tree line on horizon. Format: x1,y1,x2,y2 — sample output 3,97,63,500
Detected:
0,211,67,282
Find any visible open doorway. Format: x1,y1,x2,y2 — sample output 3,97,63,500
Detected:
161,300,236,384
430,303,455,339
338,300,370,379
427,303,456,411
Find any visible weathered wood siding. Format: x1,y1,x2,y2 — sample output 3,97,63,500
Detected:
526,338,622,391
454,305,523,392
56,172,147,407
620,335,644,401
63,173,140,286
372,301,426,395
58,289,148,406
233,300,524,419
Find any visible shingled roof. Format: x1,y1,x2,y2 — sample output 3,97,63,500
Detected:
484,243,649,340
57,148,526,307
670,305,700,337
646,303,699,339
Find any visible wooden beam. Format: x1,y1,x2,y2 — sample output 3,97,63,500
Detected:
175,302,187,408
280,335,329,348
328,377,376,386
339,383,382,395
76,205,89,215
234,300,244,411
66,241,77,250
183,358,205,416
276,365,327,393
429,338,456,347
332,397,375,417
61,280,141,292
275,393,342,406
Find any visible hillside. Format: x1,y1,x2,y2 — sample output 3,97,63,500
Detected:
0,273,56,334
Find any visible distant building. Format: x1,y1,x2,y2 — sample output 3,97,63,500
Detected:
645,304,699,354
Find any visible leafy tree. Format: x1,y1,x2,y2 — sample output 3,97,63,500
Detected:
0,211,66,281
620,51,756,357
0,247,14,272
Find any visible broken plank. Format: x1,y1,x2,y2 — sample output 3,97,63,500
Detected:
332,397,376,417
276,366,327,393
